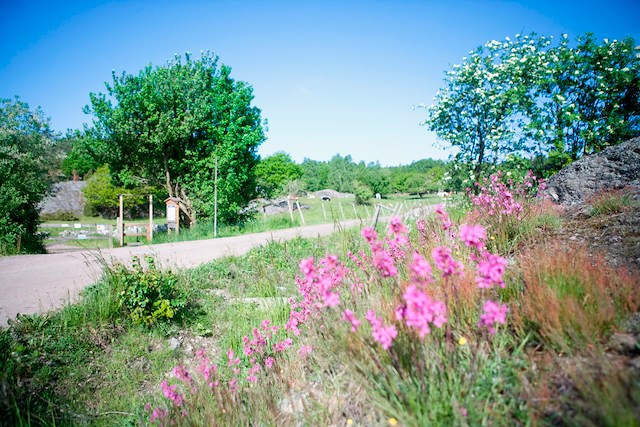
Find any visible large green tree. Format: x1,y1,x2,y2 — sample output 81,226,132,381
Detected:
0,98,54,253
255,151,303,198
425,33,640,180
85,52,265,225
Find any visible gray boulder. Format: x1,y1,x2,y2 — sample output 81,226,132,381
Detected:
542,138,640,205
39,181,87,216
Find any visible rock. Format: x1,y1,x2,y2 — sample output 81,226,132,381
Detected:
169,337,181,350
629,357,640,370
39,181,87,216
541,137,640,205
608,333,638,355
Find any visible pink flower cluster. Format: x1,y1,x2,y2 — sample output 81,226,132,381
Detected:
365,309,398,350
476,253,508,289
469,172,525,219
432,246,463,277
478,300,508,334
396,285,447,338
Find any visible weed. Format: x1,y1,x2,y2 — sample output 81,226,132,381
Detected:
107,256,187,325
586,188,637,217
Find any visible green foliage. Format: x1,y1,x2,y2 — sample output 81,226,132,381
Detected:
82,164,161,218
60,129,103,177
85,52,265,225
255,151,303,198
0,97,54,254
39,211,79,222
108,256,186,325
300,158,330,191
425,33,640,181
353,180,373,205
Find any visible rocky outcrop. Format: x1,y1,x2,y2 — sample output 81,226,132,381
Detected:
39,181,87,216
542,137,640,205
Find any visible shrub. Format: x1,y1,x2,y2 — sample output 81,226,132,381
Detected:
107,256,186,325
40,211,79,222
353,180,374,205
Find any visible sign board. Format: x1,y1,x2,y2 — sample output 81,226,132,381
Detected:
167,205,177,222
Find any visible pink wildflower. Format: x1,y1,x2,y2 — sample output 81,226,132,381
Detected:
299,257,316,278
227,348,240,366
173,366,193,387
459,224,486,250
399,285,447,337
161,380,184,407
432,246,463,277
366,310,398,350
342,309,362,332
373,249,398,277
476,253,508,288
149,407,168,422
362,227,378,243
323,290,340,307
264,357,275,369
297,345,313,357
274,338,293,352
435,204,453,230
478,300,508,334
410,251,433,283
388,217,408,236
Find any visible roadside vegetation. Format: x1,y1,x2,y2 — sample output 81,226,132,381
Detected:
1,172,638,426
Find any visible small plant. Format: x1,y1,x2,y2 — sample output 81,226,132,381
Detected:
108,256,186,325
586,188,636,217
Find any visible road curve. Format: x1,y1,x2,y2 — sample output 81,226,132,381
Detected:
0,220,365,327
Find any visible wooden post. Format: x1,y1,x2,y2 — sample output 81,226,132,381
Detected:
364,204,370,218
118,194,124,246
148,195,153,242
176,207,180,234
321,202,327,221
108,224,113,249
214,156,218,238
352,203,358,218
338,202,346,221
287,197,295,224
371,204,381,228
295,200,305,225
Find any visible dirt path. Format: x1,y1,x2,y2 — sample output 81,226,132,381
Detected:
0,220,365,327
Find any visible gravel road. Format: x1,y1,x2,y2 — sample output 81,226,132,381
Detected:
0,220,364,327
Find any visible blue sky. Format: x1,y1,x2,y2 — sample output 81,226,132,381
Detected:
1,1,639,166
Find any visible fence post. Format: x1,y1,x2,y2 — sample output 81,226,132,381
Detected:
295,200,305,225
148,195,153,242
118,194,124,247
371,204,381,228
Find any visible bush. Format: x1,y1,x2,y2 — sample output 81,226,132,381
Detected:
40,211,79,222
353,180,373,205
107,256,187,325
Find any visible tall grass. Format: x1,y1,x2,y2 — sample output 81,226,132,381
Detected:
512,242,639,353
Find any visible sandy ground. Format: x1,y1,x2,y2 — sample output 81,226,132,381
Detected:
0,220,365,327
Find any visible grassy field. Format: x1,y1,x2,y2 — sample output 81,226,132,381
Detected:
9,188,637,425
